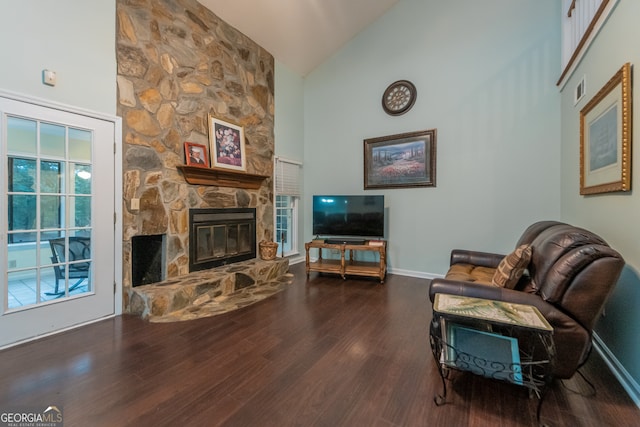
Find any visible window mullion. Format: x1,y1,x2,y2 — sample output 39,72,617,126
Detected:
35,122,43,302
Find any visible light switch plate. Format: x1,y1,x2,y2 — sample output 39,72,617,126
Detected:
43,69,57,86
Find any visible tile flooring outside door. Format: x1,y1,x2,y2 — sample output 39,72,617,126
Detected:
7,273,89,308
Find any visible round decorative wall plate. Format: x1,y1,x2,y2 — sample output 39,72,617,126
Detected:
382,80,417,116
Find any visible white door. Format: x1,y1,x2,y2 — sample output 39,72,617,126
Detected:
0,97,116,347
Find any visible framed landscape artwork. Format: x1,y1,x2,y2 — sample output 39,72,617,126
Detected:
184,142,209,168
364,129,437,189
208,115,246,172
580,62,632,195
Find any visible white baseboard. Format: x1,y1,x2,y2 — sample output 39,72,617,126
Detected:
0,314,116,351
387,267,444,280
592,333,640,409
287,255,305,265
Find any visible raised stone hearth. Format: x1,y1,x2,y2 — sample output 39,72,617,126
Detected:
129,258,289,322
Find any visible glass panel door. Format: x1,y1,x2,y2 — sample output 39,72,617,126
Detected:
0,97,115,347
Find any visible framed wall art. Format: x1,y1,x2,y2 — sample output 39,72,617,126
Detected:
184,142,209,168
580,62,632,195
208,115,246,172
364,129,437,189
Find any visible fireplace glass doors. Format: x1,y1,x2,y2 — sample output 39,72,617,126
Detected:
189,208,256,272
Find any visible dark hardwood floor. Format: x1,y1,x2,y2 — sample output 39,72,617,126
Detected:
1,262,638,427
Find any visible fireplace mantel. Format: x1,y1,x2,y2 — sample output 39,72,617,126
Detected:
177,165,269,189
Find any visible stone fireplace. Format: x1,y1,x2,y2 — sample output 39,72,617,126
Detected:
117,0,276,312
189,208,256,272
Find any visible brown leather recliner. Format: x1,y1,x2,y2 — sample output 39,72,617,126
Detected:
428,221,625,379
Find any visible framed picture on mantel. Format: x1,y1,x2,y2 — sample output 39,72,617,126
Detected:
364,129,437,189
184,142,209,168
208,115,247,172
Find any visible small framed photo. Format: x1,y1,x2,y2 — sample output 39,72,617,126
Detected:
580,63,632,195
364,129,437,189
208,115,246,172
184,142,209,168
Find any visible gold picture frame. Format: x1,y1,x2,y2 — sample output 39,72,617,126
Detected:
580,63,632,195
208,115,246,172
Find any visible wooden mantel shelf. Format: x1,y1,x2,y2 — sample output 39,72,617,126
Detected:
177,165,268,189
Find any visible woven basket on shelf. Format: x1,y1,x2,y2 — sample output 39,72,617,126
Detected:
258,241,279,260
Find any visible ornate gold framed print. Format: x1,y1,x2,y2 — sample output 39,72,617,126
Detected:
580,63,632,195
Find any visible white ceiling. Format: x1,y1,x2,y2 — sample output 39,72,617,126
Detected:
198,0,400,76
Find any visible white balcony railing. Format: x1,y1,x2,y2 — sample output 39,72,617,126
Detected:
558,0,619,87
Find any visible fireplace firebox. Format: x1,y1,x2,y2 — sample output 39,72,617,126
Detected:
132,234,166,287
189,208,257,272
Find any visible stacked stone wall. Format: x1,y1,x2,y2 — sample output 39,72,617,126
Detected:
116,0,275,310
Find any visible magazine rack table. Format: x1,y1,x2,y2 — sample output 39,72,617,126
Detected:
429,294,555,424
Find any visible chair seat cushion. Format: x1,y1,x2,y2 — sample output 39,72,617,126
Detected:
445,263,495,285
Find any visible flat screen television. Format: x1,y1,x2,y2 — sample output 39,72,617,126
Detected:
312,195,384,239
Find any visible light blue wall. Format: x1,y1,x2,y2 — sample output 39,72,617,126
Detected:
275,61,305,255
559,0,640,395
303,0,561,276
0,0,117,115
275,61,305,162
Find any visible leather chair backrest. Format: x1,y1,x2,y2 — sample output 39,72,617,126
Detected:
525,223,624,331
515,220,566,247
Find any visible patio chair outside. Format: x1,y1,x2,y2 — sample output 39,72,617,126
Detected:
47,236,91,297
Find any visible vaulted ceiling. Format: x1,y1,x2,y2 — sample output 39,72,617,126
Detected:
198,0,400,76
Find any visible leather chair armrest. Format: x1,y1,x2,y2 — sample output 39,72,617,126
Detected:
450,249,506,269
429,278,504,302
430,278,553,310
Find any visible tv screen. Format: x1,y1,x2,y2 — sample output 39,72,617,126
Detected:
313,195,384,238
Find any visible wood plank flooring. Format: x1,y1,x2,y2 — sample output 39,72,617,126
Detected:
0,262,638,427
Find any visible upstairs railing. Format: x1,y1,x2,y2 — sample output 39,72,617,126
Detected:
558,0,618,87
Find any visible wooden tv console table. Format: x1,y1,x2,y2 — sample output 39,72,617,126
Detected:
304,240,387,283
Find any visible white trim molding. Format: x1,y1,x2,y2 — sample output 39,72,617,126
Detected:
593,333,640,409
387,268,444,280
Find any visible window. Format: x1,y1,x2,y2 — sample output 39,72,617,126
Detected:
8,157,63,243
274,157,301,256
275,195,296,255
